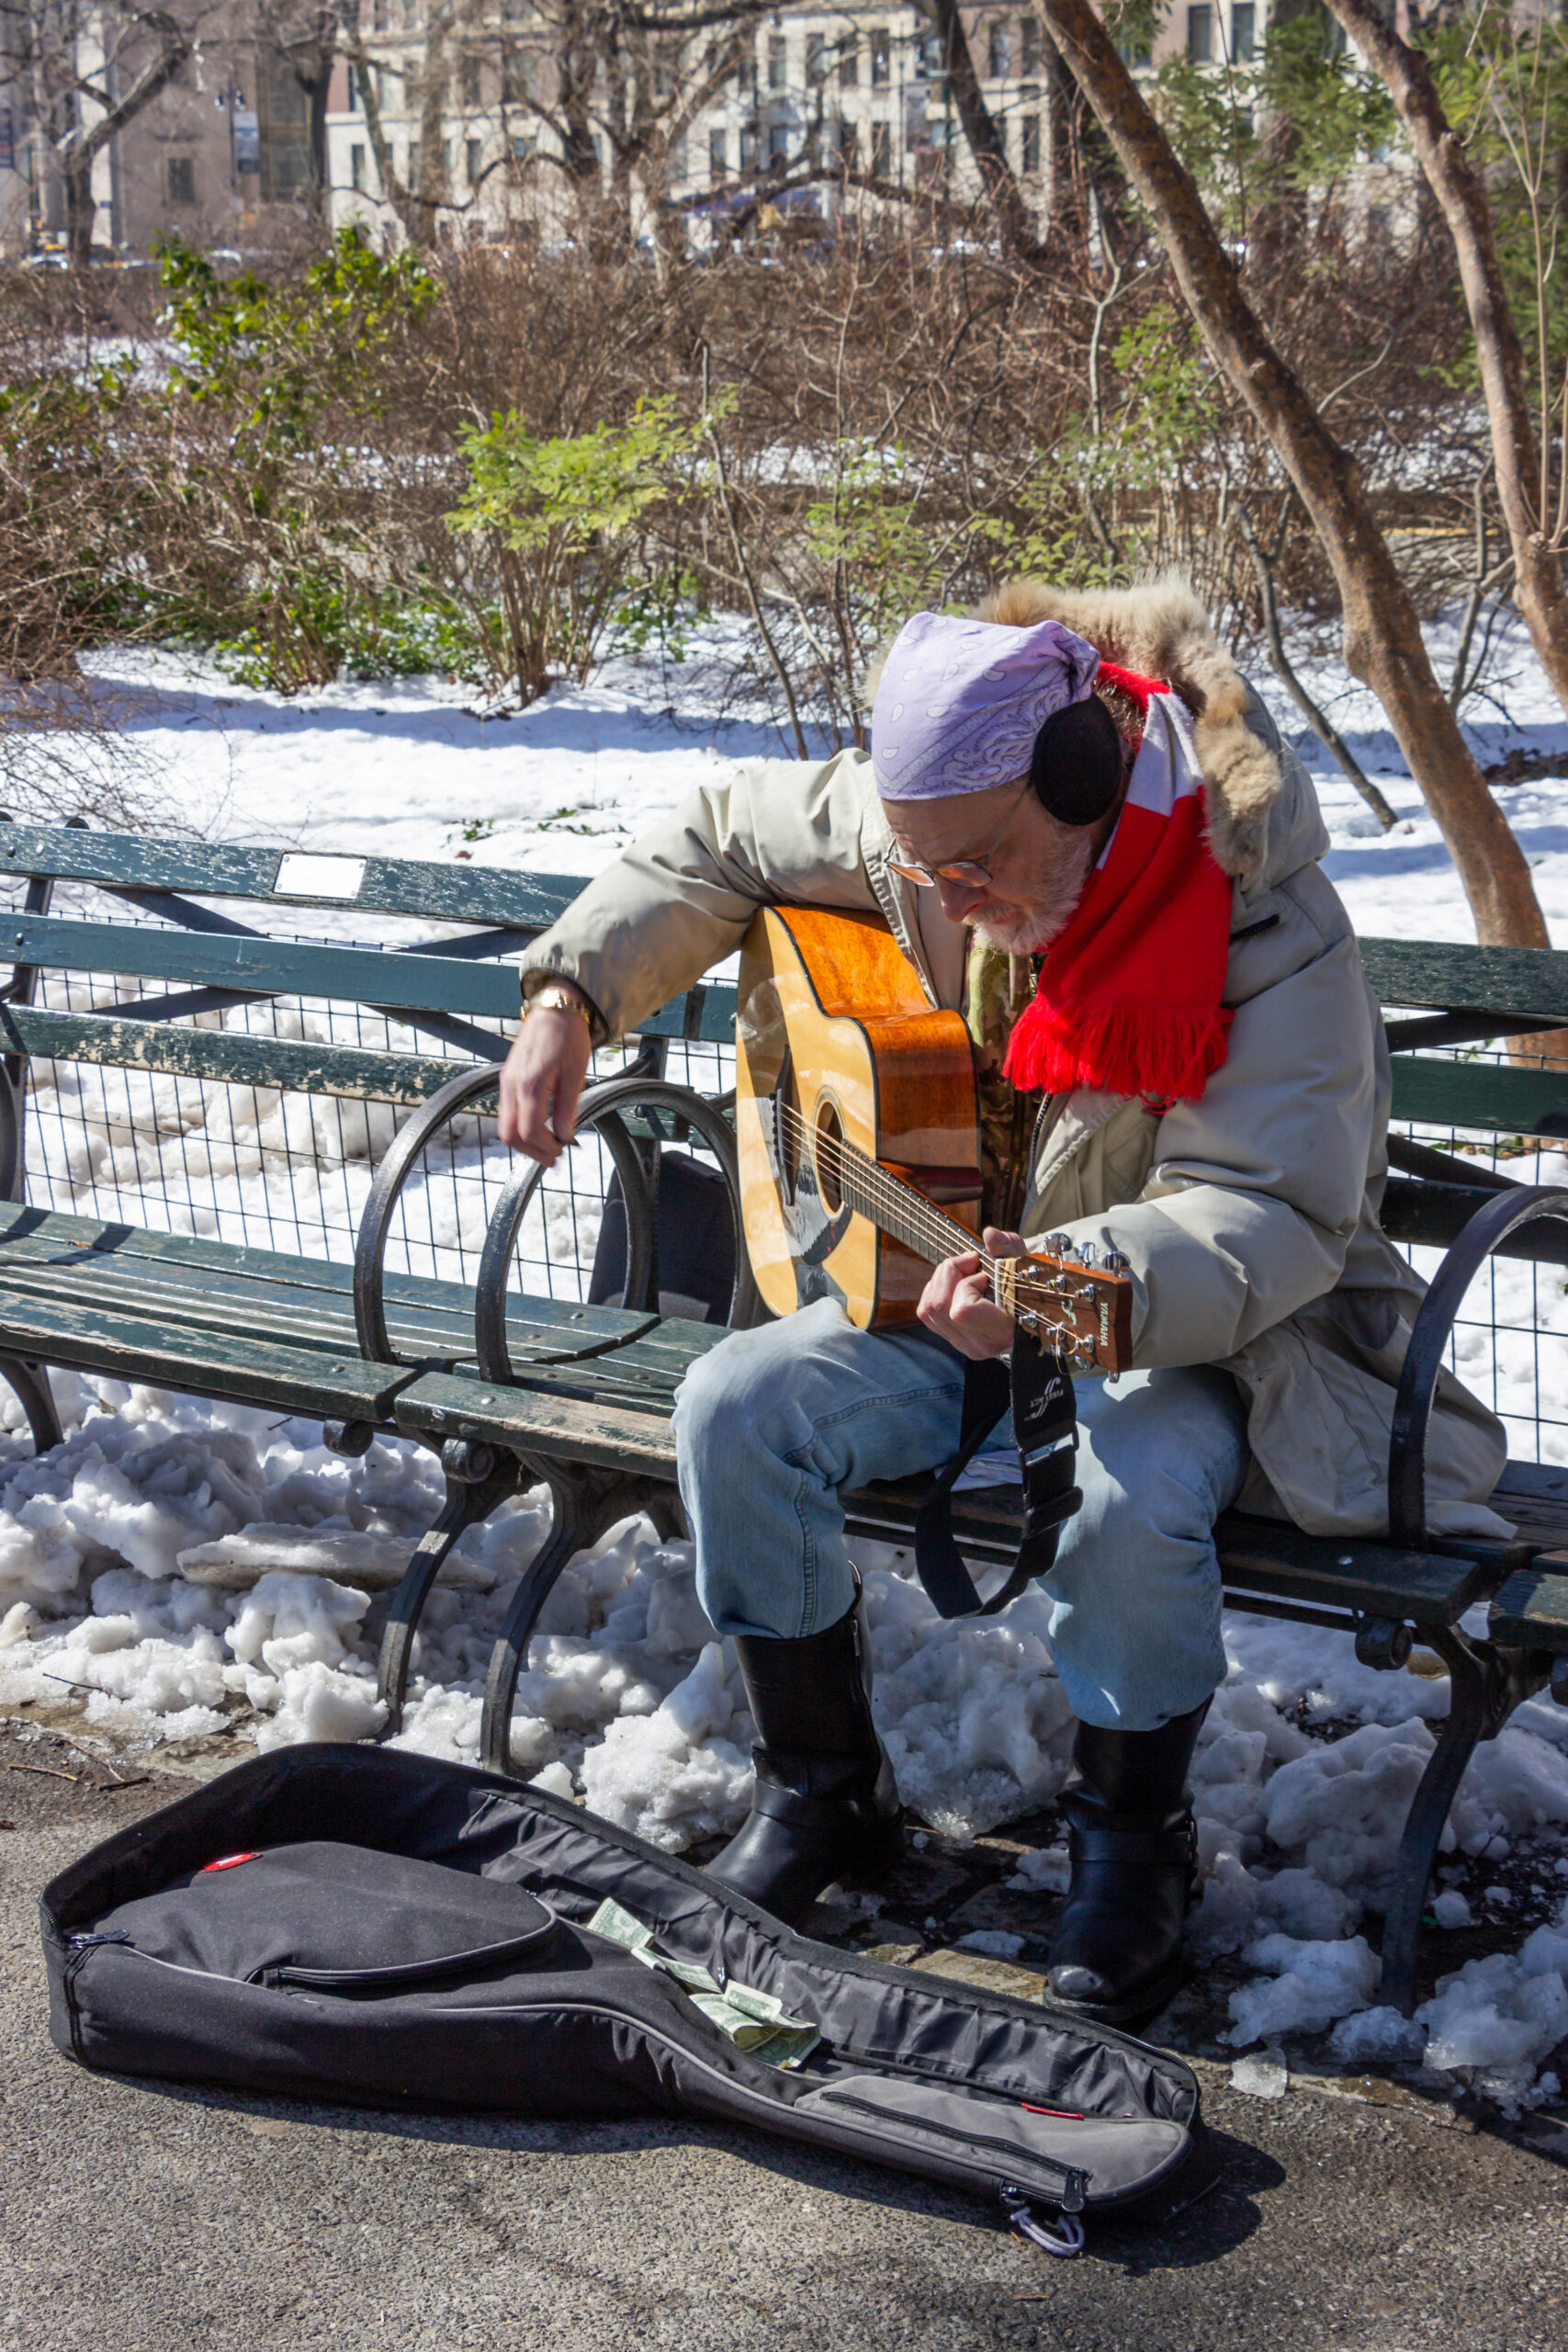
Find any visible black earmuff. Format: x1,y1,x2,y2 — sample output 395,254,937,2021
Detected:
1029,695,1126,827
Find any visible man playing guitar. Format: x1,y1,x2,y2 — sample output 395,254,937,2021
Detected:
496,579,1509,2026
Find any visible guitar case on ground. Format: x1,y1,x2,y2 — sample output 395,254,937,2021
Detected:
39,1744,1217,2254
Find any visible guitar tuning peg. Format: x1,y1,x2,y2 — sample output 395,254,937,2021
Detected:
1076,1241,1100,1270
1044,1231,1073,1260
1102,1249,1131,1275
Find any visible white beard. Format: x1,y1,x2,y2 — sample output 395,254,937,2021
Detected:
973,830,1096,954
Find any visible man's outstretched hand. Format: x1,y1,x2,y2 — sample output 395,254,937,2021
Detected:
917,1227,1023,1361
496,1001,593,1165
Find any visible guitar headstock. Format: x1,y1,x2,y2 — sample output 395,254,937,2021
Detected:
993,1237,1135,1375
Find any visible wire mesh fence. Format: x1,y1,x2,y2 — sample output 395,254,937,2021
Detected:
6,872,739,1311
1389,1041,1568,1467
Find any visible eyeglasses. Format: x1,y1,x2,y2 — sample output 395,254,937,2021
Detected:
884,781,1032,890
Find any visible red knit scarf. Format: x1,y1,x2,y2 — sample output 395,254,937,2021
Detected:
1001,665,1235,1102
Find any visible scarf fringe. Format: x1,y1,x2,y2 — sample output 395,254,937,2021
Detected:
1002,997,1233,1102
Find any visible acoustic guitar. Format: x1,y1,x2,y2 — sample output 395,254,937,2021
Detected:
735,905,1135,1373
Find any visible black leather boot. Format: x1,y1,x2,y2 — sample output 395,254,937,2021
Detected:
705,1589,904,1925
1043,1703,1209,2025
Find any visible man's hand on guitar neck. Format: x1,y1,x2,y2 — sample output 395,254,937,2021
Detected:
497,984,595,1165
917,1228,1023,1362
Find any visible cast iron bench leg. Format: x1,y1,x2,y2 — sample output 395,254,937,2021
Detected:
479,1459,684,1777
1378,1623,1552,2011
0,1355,62,1454
1377,1625,1491,2015
377,1438,523,1738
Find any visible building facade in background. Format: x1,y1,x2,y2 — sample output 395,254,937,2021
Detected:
2,0,1294,260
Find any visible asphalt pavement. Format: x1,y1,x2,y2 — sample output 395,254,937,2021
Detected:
0,1726,1564,2352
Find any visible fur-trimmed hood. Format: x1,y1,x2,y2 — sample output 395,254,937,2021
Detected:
974,573,1285,884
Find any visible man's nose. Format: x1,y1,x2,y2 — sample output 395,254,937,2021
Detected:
935,876,989,924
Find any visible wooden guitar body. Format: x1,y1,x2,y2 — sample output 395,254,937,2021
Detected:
736,905,981,1329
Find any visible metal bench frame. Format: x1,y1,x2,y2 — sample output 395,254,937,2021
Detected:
2,822,1568,2011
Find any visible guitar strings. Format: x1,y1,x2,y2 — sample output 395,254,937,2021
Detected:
766,1096,1113,1366
772,1100,997,1272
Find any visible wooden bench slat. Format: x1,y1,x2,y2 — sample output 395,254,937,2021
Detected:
395,1368,679,1478
0,825,589,933
0,915,526,1023
0,1204,656,1340
1389,1057,1568,1138
1214,1512,1491,1623
0,1288,421,1420
1361,936,1568,1023
0,1004,479,1107
1489,1557,1568,1649
1380,1177,1568,1261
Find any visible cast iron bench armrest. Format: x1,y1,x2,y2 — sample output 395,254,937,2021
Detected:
1389,1183,1568,1554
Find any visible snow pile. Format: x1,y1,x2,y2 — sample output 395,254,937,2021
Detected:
1414,1907,1568,2113
1223,1933,1382,2045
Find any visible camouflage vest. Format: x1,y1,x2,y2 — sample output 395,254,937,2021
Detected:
964,939,1041,1234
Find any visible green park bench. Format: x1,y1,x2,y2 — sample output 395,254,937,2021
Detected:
0,818,1565,2015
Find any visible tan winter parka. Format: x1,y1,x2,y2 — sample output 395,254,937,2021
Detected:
520,579,1510,1543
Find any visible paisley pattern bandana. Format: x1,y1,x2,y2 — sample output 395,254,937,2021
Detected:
872,611,1101,800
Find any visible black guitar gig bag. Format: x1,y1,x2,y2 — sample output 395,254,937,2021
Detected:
40,1744,1216,2256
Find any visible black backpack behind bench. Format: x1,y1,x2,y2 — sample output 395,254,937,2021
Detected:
40,1745,1215,2253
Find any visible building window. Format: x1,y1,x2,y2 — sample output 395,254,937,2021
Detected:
1117,29,1152,65
510,131,535,161
1021,113,1039,174
407,141,420,187
1188,6,1212,62
371,0,389,30
1021,16,1041,72
666,133,686,183
987,21,1009,77
346,62,360,111
839,34,858,88
767,35,787,90
870,119,891,175
837,117,858,168
767,119,789,166
1230,1,1255,58
167,155,196,203
351,141,367,189
737,51,756,97
502,47,536,103
709,127,727,181
739,121,759,171
461,55,481,107
870,28,890,85
806,31,827,84
467,137,482,183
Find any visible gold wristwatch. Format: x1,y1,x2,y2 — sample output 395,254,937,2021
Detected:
526,981,594,1035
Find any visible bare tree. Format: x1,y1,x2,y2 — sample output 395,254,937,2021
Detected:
1320,0,1568,738
1031,0,1548,950
1,0,204,262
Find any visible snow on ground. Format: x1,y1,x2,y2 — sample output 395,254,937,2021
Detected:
4,612,1568,2109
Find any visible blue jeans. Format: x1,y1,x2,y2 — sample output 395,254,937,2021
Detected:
671,1298,1249,1732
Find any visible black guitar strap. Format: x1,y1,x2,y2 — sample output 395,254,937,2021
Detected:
912,1332,1082,1619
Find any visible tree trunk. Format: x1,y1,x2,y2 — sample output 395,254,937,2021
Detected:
919,0,1044,263
1030,0,1548,950
1040,23,1073,229
1321,0,1568,734
62,154,96,265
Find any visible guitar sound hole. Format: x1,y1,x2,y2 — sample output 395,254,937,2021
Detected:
814,1099,845,1214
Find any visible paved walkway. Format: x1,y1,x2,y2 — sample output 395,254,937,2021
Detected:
1,1730,1563,2352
